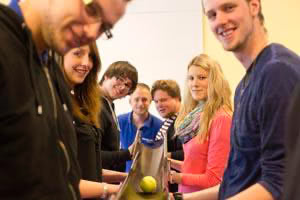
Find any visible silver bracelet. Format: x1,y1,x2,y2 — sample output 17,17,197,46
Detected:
101,183,108,199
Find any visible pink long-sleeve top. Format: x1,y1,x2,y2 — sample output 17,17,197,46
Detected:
179,110,232,193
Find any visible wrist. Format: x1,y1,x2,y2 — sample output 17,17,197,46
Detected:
101,183,108,199
173,192,183,200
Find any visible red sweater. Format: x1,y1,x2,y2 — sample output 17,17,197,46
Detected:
179,111,231,193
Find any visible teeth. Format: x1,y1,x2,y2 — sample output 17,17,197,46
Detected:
75,69,87,75
220,29,233,37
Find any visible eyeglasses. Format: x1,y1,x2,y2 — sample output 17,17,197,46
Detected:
83,0,113,40
116,77,132,92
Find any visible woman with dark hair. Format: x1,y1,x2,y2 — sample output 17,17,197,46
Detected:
62,42,126,199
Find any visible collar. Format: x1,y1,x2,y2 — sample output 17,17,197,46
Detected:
9,0,23,19
9,0,49,62
129,111,153,129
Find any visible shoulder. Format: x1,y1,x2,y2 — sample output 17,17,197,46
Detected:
254,44,300,98
259,44,300,84
0,5,26,53
118,112,131,121
212,108,232,122
209,108,232,132
149,114,163,125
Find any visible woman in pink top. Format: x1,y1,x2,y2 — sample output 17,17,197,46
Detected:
169,54,232,193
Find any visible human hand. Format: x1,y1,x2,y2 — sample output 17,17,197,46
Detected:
169,170,181,184
128,140,139,159
167,152,171,158
107,183,120,194
169,192,175,200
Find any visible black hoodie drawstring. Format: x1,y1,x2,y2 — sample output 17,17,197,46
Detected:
22,22,69,116
22,22,43,115
48,49,69,112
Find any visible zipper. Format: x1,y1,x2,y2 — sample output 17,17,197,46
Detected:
58,140,71,174
68,183,78,200
43,67,57,119
43,66,76,199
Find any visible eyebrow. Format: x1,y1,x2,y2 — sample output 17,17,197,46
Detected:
77,47,88,53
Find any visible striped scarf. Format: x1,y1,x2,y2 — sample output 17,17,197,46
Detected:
155,114,177,141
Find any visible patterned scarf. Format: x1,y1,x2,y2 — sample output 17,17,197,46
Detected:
177,101,205,144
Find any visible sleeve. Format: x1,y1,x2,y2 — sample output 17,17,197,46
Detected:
171,150,184,161
100,113,132,171
257,61,300,199
181,114,231,188
101,150,131,172
283,84,300,200
167,124,184,161
76,124,98,181
285,84,300,159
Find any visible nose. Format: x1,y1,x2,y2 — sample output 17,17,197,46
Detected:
82,55,92,69
137,100,143,107
191,79,198,87
71,22,102,46
82,23,103,42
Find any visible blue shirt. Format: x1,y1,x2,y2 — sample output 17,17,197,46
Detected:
118,112,162,172
219,43,300,200
9,0,22,17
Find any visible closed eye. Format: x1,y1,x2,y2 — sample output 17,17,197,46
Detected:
223,3,236,13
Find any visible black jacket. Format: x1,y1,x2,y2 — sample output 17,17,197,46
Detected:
167,121,184,161
99,96,131,172
0,4,80,200
75,117,102,200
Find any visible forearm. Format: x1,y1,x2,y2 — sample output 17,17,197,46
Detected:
102,169,127,183
101,150,131,171
169,158,183,171
183,184,220,200
179,170,221,189
227,183,273,200
79,179,119,198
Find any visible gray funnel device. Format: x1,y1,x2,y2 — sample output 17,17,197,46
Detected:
114,129,170,200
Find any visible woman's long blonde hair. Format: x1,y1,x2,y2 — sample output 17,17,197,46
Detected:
175,54,232,142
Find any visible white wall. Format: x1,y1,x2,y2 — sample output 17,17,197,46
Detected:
0,0,9,4
97,0,203,117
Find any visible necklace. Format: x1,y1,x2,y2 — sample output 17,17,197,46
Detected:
103,97,121,132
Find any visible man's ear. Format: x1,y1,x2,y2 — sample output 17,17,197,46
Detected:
248,0,261,18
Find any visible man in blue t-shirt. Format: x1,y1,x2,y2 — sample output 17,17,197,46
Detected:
177,0,300,200
118,83,162,172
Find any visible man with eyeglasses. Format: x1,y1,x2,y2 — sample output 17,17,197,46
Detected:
0,0,132,199
98,61,139,173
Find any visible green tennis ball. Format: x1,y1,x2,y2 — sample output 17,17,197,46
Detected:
140,176,157,193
